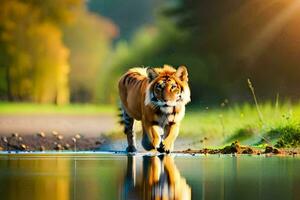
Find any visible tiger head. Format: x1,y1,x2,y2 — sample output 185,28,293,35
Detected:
145,65,191,107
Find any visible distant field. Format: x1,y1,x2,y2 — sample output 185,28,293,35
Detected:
0,102,116,115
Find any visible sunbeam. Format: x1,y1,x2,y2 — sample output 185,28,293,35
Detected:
243,0,300,62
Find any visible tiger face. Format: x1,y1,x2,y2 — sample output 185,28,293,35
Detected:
145,65,190,107
152,77,181,105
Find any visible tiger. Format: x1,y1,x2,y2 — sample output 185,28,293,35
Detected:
118,65,190,153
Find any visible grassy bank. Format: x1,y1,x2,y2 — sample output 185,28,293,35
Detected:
181,102,300,147
0,102,116,115
110,101,300,149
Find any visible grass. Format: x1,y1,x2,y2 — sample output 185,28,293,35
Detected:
225,126,256,143
179,79,300,148
180,102,300,147
0,102,116,115
271,123,300,148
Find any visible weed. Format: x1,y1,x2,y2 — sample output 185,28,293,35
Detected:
269,124,300,148
247,78,264,124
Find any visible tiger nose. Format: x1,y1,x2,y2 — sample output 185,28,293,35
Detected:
166,84,172,90
162,91,174,101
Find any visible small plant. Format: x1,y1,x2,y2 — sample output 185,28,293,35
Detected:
247,78,264,124
275,93,280,116
269,124,300,148
218,114,225,139
247,78,271,144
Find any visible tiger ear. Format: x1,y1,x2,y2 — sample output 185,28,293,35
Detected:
176,66,188,82
146,67,158,81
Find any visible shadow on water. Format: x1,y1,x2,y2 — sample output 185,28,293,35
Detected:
122,155,191,200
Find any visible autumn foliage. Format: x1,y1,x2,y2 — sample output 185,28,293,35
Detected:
0,0,117,104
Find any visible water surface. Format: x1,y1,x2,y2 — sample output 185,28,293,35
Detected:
0,153,299,200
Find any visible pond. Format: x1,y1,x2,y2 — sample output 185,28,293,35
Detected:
0,153,299,200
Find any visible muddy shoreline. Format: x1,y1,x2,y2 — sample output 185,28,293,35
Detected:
174,141,299,156
0,134,298,156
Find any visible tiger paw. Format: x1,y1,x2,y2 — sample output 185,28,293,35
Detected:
157,143,170,154
126,145,137,153
156,144,165,153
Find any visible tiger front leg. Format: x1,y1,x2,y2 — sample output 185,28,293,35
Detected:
142,123,163,152
159,123,180,154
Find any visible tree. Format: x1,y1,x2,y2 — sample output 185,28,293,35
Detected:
163,0,300,101
105,0,300,104
64,9,118,103
0,0,83,104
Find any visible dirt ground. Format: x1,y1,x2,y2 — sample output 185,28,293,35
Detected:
0,114,117,151
0,114,116,136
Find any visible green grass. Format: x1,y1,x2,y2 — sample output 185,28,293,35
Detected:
0,102,116,115
270,123,300,148
225,126,256,143
110,101,300,148
180,102,300,147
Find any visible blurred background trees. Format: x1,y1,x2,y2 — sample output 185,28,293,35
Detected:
0,0,300,105
64,8,117,103
0,0,117,104
161,0,300,103
0,0,81,104
102,0,300,105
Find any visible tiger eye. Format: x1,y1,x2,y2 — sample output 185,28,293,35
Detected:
171,84,177,90
156,84,163,90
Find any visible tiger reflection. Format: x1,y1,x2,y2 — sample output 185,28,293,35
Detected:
122,155,191,200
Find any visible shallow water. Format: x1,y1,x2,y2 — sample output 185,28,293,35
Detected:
0,153,299,200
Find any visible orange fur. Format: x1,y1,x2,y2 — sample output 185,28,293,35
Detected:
118,65,190,153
